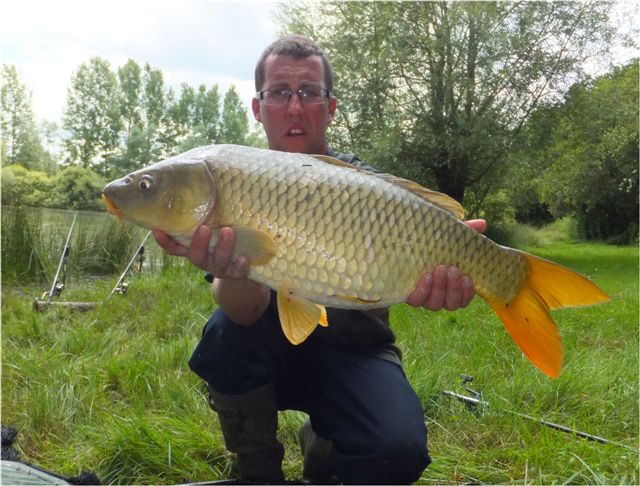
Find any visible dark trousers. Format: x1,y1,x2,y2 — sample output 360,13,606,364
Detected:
189,306,431,484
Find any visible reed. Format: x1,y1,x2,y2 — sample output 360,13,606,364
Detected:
1,206,52,281
1,207,163,283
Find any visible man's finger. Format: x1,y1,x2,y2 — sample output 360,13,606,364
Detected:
425,265,448,311
464,219,487,233
461,276,475,308
210,227,235,276
152,229,188,257
407,274,432,307
228,256,250,279
443,266,463,311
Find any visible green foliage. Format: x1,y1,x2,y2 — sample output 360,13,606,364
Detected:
220,85,249,145
1,164,52,207
0,208,161,283
1,164,106,211
1,206,50,281
1,65,51,171
278,1,615,204
63,57,122,172
2,243,637,484
118,59,143,135
58,57,248,180
547,63,638,242
169,82,223,152
511,61,639,243
49,165,106,211
489,218,579,248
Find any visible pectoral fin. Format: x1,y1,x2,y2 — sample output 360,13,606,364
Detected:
277,289,328,344
207,226,277,266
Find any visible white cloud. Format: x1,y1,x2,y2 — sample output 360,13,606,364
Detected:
1,1,279,122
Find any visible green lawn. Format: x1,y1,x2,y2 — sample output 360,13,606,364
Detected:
2,243,638,484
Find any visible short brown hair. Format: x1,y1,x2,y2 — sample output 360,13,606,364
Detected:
254,35,333,93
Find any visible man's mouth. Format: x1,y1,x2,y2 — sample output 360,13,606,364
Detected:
287,128,305,136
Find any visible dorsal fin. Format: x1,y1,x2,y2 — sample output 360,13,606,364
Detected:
375,173,465,219
312,154,359,169
311,154,465,219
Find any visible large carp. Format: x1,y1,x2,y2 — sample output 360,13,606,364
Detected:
102,144,610,378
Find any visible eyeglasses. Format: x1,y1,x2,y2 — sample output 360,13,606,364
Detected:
256,87,331,106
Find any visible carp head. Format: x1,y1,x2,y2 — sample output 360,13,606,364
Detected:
102,158,217,237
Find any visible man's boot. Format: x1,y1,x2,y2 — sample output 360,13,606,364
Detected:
208,383,285,483
298,418,338,484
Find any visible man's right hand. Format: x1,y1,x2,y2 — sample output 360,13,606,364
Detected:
153,226,250,279
153,225,270,326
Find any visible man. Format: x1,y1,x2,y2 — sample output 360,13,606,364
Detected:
155,35,486,484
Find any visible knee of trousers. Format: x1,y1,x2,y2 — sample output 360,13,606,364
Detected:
331,420,432,484
188,309,270,395
374,432,431,484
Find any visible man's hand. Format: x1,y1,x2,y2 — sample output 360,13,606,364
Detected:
153,226,250,279
407,219,487,312
154,225,270,326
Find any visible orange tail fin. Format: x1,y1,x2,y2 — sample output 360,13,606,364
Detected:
488,253,611,379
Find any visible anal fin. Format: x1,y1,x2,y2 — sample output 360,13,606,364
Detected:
277,289,328,344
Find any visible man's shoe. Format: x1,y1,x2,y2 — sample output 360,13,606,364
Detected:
298,418,338,484
208,384,285,483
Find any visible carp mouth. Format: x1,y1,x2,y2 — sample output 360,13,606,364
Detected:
102,193,125,221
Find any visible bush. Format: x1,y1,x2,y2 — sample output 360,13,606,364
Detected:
49,165,106,211
1,165,53,207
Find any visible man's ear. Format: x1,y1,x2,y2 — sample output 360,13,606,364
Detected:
252,97,262,123
327,96,337,124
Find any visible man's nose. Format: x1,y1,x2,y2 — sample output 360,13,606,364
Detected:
286,92,305,114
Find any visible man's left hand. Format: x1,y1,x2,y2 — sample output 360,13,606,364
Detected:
407,219,486,311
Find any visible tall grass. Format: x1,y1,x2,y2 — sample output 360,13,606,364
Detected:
1,207,167,286
1,206,51,281
486,217,580,248
2,218,638,484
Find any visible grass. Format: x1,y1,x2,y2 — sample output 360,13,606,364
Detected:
2,218,638,484
1,207,159,284
394,242,639,484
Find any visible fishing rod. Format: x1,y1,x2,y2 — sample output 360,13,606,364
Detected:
44,211,78,304
108,231,151,298
443,374,638,452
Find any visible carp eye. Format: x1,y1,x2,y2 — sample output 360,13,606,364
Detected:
138,175,153,191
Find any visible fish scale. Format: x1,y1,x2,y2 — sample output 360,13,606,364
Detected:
224,155,475,307
102,144,611,378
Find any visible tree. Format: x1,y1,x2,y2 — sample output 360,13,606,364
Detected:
220,85,248,144
176,82,196,137
118,59,143,137
38,120,62,173
537,61,638,242
140,63,169,163
278,1,616,206
49,165,106,211
63,57,122,174
143,63,166,129
1,65,48,170
1,164,52,207
194,84,221,143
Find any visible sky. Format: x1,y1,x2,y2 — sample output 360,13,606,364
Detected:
1,1,281,124
2,1,638,127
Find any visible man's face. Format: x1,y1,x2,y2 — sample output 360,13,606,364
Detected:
252,54,337,155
